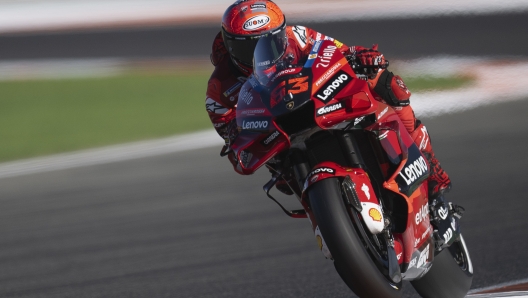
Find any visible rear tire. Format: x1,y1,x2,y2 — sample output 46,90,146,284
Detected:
411,234,473,298
308,178,402,298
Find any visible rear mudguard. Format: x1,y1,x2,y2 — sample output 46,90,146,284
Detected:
303,161,385,235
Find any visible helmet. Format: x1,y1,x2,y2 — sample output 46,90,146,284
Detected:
221,0,286,73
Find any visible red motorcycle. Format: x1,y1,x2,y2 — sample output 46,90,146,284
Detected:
227,37,473,297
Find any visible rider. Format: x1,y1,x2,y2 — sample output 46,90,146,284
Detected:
205,0,458,247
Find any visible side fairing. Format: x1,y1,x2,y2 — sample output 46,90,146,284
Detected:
305,40,378,129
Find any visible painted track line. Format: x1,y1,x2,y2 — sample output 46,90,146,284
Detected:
0,130,223,179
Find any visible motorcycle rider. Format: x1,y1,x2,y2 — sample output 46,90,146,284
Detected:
205,0,459,248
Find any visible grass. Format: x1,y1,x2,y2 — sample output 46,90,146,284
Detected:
404,75,474,92
0,71,473,163
0,71,212,162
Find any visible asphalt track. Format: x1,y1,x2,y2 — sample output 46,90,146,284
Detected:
1,12,528,298
1,97,528,297
1,11,528,60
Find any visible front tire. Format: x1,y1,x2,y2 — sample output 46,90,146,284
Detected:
308,178,402,298
411,234,473,298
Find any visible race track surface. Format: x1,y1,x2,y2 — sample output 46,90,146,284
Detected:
1,12,527,60
1,98,527,297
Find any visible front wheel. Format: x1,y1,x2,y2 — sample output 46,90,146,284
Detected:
411,234,474,298
308,178,402,298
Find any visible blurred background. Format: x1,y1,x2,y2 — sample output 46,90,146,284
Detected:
1,1,528,297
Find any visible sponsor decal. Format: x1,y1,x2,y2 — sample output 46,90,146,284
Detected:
399,156,428,186
316,45,337,68
409,257,417,268
421,225,432,240
438,206,449,220
396,77,410,94
324,36,334,41
417,244,430,268
312,40,322,53
315,32,322,41
248,76,259,88
316,235,323,250
369,208,382,222
397,252,402,261
308,53,317,60
315,62,342,87
286,101,295,110
316,102,344,116
241,109,266,115
414,238,421,247
261,130,280,146
243,15,270,31
223,82,242,97
292,26,307,48
257,60,270,67
415,203,429,225
377,106,388,120
361,183,371,200
353,116,365,126
271,68,297,82
315,70,351,103
308,167,336,179
443,228,453,243
239,88,253,105
250,3,266,10
311,175,319,183
242,120,269,130
240,150,253,167
418,125,429,150
206,97,229,114
333,39,344,48
213,122,226,128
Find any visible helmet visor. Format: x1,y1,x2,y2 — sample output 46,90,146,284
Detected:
223,21,286,67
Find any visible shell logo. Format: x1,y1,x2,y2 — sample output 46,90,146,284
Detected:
243,15,271,31
369,208,382,222
316,235,323,251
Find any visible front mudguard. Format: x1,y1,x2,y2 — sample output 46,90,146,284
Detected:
303,161,385,235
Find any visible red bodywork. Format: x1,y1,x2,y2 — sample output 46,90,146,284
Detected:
232,40,434,277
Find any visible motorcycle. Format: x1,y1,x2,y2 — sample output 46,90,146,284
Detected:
225,36,473,297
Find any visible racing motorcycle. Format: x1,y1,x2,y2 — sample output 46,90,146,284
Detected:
226,36,473,297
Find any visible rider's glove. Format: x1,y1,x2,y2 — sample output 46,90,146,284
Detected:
355,45,387,79
221,120,239,156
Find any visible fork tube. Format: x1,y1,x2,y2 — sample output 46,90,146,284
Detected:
289,149,311,191
339,132,364,168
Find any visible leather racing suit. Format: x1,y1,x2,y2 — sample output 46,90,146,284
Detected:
205,25,450,199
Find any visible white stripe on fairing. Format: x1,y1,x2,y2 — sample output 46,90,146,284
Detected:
1,59,528,179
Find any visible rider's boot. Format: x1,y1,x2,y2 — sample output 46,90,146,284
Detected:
410,121,464,250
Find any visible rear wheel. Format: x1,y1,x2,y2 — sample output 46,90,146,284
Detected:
308,178,402,298
411,234,473,298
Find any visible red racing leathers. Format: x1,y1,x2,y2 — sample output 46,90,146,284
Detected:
205,25,451,197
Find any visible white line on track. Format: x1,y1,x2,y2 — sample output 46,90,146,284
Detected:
0,130,223,179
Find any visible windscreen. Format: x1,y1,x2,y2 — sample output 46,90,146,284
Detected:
253,29,287,86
